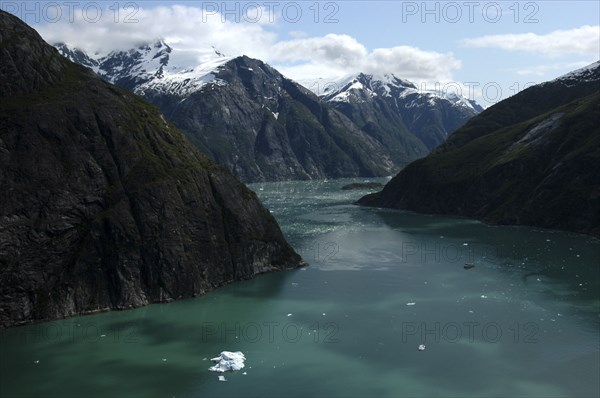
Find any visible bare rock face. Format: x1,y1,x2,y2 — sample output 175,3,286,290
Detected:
140,56,398,182
0,11,303,328
55,42,404,182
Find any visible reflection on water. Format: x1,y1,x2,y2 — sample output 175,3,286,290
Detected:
1,178,598,398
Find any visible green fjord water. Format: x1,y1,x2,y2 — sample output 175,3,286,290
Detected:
1,178,598,398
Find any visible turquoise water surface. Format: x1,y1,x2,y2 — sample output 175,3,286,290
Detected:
1,178,598,397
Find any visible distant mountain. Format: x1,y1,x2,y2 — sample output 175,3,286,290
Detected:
56,41,406,182
0,11,302,328
55,42,481,182
304,73,483,150
358,62,600,237
57,40,232,96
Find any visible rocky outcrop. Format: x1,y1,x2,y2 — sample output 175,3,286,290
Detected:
135,56,398,182
358,62,600,237
0,11,303,328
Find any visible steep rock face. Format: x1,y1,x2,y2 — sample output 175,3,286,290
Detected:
145,56,396,182
358,62,600,237
308,73,482,151
0,11,302,328
56,42,398,182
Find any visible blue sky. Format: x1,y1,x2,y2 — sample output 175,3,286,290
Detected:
3,1,599,106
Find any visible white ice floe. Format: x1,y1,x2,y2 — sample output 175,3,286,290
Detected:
209,351,246,372
406,302,416,306
418,344,426,351
218,375,227,382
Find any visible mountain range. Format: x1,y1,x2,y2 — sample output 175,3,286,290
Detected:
56,41,481,182
359,61,600,237
304,73,483,150
0,11,302,328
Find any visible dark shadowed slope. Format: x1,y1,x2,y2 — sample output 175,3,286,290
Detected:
0,11,302,328
359,62,600,237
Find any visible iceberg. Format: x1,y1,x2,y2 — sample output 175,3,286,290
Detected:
208,351,246,372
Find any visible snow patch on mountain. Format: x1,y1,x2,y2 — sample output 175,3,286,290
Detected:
302,73,482,112
549,60,600,86
56,40,235,97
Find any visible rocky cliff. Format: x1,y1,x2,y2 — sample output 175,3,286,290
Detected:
358,62,600,237
144,56,397,182
0,11,303,328
56,42,400,182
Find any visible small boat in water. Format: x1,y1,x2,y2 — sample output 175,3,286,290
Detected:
464,263,475,269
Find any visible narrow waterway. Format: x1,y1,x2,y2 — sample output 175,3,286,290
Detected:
1,178,598,397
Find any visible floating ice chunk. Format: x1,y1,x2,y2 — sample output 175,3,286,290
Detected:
209,351,246,372
242,372,247,375
287,313,292,317
481,295,488,299
418,344,426,351
218,375,227,382
406,302,416,306
34,360,39,364
463,243,469,246
322,313,326,316
162,358,167,362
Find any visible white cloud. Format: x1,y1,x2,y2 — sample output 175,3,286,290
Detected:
271,34,369,67
36,5,277,57
462,25,600,56
363,46,461,81
34,4,462,83
270,35,460,82
288,30,309,39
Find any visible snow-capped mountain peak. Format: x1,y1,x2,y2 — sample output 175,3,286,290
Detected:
300,72,484,151
212,46,226,57
55,40,236,96
549,60,600,86
303,72,483,113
